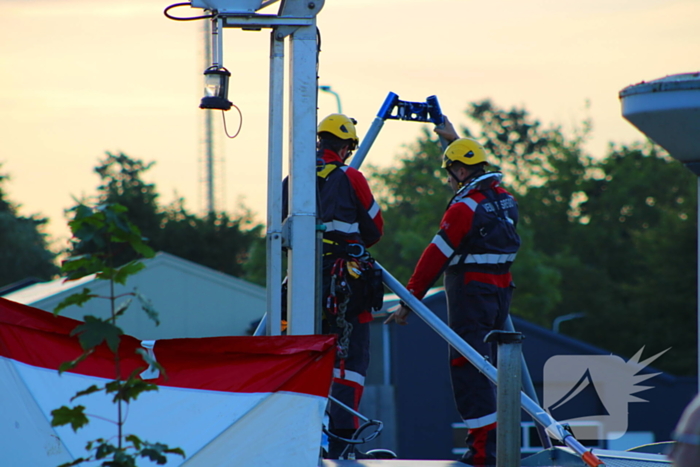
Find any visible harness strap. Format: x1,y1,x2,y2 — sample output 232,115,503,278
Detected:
317,161,342,179
323,238,368,259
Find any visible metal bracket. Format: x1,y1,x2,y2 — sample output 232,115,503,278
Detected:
378,92,444,124
215,0,324,39
222,14,314,30
349,92,445,170
281,217,291,249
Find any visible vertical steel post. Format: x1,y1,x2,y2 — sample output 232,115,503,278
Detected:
504,317,552,450
286,23,318,335
203,19,216,214
211,16,223,67
265,30,285,336
486,330,523,467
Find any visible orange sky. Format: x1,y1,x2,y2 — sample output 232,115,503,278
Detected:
1,0,698,250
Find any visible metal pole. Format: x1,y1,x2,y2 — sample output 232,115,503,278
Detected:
264,30,285,336
504,317,552,450
486,330,523,467
382,323,391,386
203,20,216,214
552,312,586,333
286,23,318,335
319,85,342,113
349,92,399,170
378,262,604,467
349,117,385,171
211,16,223,67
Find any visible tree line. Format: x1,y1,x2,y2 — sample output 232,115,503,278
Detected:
0,100,696,375
0,153,265,291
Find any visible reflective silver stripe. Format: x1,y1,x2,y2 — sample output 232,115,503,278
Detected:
333,368,365,387
431,234,454,257
449,252,517,266
324,220,360,234
368,200,380,219
460,197,479,212
463,412,497,429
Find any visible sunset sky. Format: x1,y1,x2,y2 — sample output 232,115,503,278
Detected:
1,0,698,249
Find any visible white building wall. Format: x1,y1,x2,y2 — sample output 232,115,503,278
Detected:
3,253,266,340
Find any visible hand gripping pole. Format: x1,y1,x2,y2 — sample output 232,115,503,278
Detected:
377,261,605,467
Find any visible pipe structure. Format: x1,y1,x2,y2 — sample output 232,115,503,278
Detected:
486,330,523,467
319,85,342,113
349,92,399,170
264,31,285,336
285,22,319,335
378,261,604,467
504,317,552,450
552,312,586,333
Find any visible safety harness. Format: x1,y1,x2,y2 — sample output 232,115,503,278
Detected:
448,173,519,271
318,160,382,369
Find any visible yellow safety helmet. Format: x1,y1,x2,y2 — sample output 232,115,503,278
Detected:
317,114,359,150
441,137,488,169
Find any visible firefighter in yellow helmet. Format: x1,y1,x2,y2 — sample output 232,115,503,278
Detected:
316,113,360,156
441,136,489,189
283,113,385,460
385,116,520,466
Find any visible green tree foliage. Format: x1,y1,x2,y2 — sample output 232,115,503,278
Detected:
0,167,58,288
159,199,264,281
95,153,164,241
67,152,265,282
52,203,184,467
566,143,697,375
371,99,696,375
367,128,452,283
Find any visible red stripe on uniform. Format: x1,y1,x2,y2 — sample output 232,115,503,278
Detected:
332,377,365,428
451,356,468,367
469,422,496,465
464,271,512,288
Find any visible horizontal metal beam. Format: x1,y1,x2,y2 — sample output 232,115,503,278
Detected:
222,14,314,29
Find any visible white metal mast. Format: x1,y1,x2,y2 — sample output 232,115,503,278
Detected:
189,0,325,336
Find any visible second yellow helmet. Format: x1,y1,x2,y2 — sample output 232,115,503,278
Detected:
441,137,487,169
317,114,359,150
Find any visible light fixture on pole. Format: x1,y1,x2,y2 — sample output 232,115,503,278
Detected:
199,15,232,111
200,65,232,110
319,85,342,113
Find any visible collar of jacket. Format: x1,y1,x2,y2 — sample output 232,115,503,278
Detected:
454,172,503,200
320,149,344,164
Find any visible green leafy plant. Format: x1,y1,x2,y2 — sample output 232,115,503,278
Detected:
51,202,185,467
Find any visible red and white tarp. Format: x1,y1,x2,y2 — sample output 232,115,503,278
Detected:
0,297,335,467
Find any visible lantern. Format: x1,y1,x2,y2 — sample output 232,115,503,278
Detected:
200,66,232,111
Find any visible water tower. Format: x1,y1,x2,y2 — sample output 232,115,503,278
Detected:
619,72,700,383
